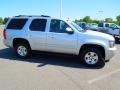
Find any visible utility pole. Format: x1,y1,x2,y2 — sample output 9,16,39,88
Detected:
98,11,104,21
60,0,62,18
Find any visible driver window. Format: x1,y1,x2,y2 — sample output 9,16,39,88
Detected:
50,19,70,33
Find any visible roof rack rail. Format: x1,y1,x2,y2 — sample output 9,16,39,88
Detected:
14,15,28,17
14,15,51,17
41,15,50,17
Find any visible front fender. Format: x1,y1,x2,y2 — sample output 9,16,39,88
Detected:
76,39,108,55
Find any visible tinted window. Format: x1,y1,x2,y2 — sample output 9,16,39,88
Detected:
7,19,28,29
110,24,117,28
105,24,109,27
81,23,86,29
30,19,47,31
98,23,103,27
50,19,70,33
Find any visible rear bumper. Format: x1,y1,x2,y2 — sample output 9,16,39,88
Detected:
3,39,13,47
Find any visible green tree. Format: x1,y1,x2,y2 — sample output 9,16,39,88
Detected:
105,18,113,23
116,15,120,25
92,20,99,24
116,15,120,21
0,17,3,25
74,15,120,25
75,19,83,23
3,17,9,24
79,19,84,22
74,19,80,24
83,16,92,23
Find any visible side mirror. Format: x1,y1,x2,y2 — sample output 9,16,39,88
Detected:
66,27,74,34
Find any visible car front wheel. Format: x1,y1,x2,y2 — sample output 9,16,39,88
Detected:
80,48,105,67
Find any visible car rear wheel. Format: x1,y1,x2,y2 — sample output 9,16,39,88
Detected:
15,43,31,58
80,48,105,67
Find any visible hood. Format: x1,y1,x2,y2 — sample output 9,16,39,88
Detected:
84,30,114,41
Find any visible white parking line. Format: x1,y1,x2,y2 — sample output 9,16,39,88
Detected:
88,69,120,84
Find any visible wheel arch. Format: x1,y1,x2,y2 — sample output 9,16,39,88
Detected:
79,44,105,59
13,38,31,49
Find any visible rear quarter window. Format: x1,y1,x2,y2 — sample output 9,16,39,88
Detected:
29,19,47,31
6,18,28,30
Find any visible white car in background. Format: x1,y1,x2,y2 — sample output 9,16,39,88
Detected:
98,23,120,41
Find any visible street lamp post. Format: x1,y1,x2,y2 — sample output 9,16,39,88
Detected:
60,0,62,18
98,11,104,21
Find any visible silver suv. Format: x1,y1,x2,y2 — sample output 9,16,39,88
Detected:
3,15,116,67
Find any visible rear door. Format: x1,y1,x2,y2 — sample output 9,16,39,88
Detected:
28,18,47,51
47,19,77,54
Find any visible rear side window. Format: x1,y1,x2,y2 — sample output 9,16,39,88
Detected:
7,19,28,29
30,19,47,31
98,23,103,27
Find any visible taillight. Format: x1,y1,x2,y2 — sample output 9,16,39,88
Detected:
3,29,6,39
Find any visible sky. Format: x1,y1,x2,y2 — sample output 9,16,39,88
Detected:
0,0,120,20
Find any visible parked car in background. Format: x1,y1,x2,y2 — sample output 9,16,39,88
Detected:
98,23,120,41
88,23,98,31
79,22,89,30
3,15,116,67
78,22,98,31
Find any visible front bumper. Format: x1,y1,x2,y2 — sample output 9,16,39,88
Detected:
105,47,116,60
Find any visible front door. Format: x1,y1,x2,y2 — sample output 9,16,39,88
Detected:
47,19,77,54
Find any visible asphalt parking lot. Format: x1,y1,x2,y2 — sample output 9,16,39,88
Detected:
0,26,120,90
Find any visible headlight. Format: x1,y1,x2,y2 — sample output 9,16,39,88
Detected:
109,41,115,48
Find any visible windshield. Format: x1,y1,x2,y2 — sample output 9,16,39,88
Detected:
71,22,84,32
110,24,120,28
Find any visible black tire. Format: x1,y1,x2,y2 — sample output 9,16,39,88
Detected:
115,38,119,42
15,43,31,58
80,47,105,67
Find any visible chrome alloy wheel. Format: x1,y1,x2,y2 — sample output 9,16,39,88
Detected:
84,52,98,65
17,46,27,57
